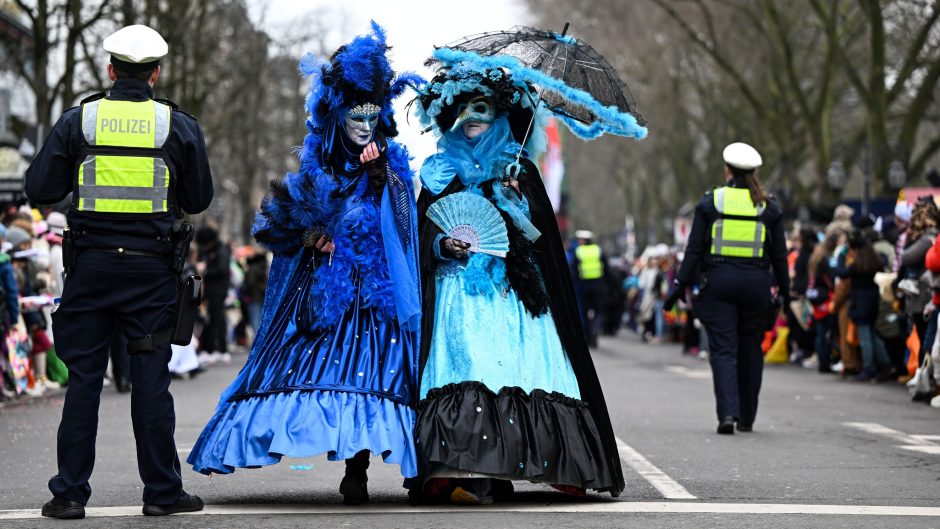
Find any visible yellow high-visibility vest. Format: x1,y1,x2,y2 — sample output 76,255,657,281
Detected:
710,187,766,258
76,98,172,216
576,244,604,280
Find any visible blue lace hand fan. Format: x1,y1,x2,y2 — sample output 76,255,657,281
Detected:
426,192,510,257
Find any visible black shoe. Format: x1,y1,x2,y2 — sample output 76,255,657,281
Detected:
736,422,753,432
142,491,204,516
840,368,861,379
875,367,897,383
492,479,515,501
42,497,85,519
717,416,735,435
339,473,369,505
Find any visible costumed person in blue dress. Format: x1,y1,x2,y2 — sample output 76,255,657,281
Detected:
187,22,423,505
410,62,625,504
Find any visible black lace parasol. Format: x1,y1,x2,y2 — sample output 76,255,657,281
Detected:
427,23,646,139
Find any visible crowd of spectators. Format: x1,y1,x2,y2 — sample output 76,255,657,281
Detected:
0,205,269,403
602,197,940,407
12,196,940,407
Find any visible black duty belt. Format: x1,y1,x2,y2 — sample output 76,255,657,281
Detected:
88,247,166,258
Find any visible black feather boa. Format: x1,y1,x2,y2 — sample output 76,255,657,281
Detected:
481,186,550,317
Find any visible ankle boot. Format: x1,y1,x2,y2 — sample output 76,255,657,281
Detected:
339,450,370,505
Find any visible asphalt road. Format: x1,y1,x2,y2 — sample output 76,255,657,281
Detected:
3,331,940,528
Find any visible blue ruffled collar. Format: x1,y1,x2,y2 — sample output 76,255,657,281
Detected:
419,117,521,195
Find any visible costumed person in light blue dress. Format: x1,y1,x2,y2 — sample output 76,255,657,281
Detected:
187,22,424,505
410,62,625,504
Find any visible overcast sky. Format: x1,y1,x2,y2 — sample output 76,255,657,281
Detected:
247,0,533,164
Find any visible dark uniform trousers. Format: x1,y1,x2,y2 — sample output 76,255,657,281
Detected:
110,324,130,383
695,266,771,426
49,251,181,506
580,278,606,340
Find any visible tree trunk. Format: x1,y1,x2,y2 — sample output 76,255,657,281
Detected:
122,0,136,24
32,0,52,127
861,0,890,197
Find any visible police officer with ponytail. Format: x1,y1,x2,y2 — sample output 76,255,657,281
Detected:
25,25,213,518
665,143,788,435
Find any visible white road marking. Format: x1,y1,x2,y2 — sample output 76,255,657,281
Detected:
843,422,937,446
911,435,940,442
898,446,940,455
3,502,940,519
665,365,711,380
615,437,697,500
844,422,940,457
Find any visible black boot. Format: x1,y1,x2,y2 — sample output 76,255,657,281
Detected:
340,450,370,505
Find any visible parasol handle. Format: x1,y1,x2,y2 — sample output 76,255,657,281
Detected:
509,24,569,175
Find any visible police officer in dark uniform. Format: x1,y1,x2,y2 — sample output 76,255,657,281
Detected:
665,142,788,435
25,25,213,519
572,230,608,347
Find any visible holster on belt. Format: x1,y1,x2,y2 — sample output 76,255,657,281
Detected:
126,274,203,353
171,274,203,346
128,220,202,353
169,220,195,275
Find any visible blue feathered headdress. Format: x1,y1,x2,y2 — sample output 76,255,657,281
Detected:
296,21,423,164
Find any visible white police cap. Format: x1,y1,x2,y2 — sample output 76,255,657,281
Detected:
103,25,167,66
575,230,594,239
722,142,763,170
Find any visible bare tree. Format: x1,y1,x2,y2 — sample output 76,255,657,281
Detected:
526,0,940,248
2,0,114,126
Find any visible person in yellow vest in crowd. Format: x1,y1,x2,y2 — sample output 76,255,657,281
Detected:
25,25,213,518
664,143,789,435
573,230,608,348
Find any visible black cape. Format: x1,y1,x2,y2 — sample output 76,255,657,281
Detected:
416,159,625,495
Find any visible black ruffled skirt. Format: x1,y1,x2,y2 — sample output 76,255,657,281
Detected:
414,381,615,491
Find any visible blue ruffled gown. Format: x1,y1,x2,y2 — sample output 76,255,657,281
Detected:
420,190,581,400
188,143,421,478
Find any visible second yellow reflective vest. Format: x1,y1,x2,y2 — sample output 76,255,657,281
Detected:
576,244,604,280
710,187,766,259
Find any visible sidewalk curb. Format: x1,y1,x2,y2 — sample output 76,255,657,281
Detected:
0,387,67,411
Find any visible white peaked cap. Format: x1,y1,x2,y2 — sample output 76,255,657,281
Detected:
575,230,594,239
722,142,763,170
103,25,168,64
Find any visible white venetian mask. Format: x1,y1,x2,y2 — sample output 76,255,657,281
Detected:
344,103,381,147
451,95,496,134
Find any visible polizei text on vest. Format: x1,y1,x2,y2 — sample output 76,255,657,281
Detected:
100,118,153,135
